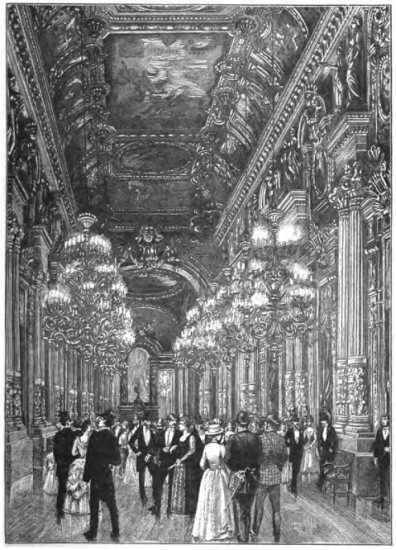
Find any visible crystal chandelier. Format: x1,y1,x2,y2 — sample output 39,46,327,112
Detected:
173,205,316,374
43,213,135,374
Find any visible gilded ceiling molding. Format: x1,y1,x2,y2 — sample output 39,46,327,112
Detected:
214,6,361,246
7,5,77,229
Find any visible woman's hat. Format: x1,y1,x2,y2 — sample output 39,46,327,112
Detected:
205,422,223,436
100,408,116,427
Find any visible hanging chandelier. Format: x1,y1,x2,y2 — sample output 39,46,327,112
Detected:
43,213,135,374
173,204,316,375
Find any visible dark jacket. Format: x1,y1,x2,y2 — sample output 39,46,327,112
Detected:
153,428,182,470
285,428,305,462
317,425,338,463
373,428,390,466
83,428,121,483
225,428,262,472
53,427,77,478
129,425,156,472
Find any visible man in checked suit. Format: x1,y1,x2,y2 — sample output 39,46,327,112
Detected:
129,410,157,507
225,411,262,543
251,415,288,543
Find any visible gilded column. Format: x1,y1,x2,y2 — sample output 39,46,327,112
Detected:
346,183,369,431
329,169,350,431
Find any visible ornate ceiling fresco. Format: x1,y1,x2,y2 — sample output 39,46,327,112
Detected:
24,4,327,335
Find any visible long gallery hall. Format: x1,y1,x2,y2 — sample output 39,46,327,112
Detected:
6,4,391,545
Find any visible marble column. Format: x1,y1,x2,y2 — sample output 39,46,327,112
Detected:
294,338,308,417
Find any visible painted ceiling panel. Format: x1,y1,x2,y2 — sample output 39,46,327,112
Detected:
104,33,230,131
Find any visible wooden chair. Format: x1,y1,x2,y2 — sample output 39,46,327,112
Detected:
324,463,352,507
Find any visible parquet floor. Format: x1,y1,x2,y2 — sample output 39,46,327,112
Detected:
6,476,391,544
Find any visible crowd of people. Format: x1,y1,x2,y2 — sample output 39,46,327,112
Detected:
43,408,390,543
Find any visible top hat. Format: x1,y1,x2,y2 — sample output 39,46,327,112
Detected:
236,411,250,426
205,421,223,437
319,411,331,423
58,410,71,425
290,413,300,424
143,410,151,421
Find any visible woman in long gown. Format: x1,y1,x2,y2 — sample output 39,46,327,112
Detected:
63,420,94,536
192,422,234,542
278,419,292,485
169,417,203,519
43,447,58,496
301,415,320,483
124,416,140,485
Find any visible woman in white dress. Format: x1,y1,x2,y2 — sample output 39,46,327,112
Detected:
63,420,93,536
124,416,140,485
192,422,234,543
43,447,58,496
301,415,320,483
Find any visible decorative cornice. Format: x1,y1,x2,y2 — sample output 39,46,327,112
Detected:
321,112,371,157
214,6,360,246
7,6,77,230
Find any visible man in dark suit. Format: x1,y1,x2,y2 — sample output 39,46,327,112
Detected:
225,411,262,543
373,414,390,505
53,411,77,524
118,419,130,478
83,409,121,542
317,412,338,490
285,414,304,497
149,414,181,518
129,410,157,508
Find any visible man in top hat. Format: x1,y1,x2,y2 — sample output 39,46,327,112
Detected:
129,410,157,508
53,411,77,524
317,412,337,491
83,409,121,542
149,413,181,518
225,411,262,543
372,414,390,506
251,415,288,543
285,414,304,497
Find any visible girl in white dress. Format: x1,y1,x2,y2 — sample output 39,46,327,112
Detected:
63,420,93,536
301,415,320,483
124,416,140,485
43,449,58,495
192,422,234,542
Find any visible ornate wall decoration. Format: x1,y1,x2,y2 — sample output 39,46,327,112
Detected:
366,145,390,218
347,366,368,418
284,372,294,415
294,371,307,415
369,7,390,139
335,367,348,418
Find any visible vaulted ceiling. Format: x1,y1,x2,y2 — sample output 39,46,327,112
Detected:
28,4,327,351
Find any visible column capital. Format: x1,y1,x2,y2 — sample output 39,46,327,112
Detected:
328,160,366,212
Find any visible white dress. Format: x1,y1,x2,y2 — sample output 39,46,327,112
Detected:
124,427,139,485
43,451,58,495
192,442,234,542
301,427,320,475
63,431,94,536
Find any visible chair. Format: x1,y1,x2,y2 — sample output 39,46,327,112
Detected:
324,463,352,506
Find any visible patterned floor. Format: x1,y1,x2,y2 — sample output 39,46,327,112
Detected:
6,476,391,544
